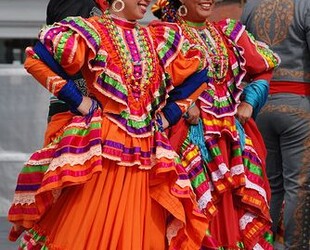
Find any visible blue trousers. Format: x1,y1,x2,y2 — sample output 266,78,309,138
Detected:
256,93,310,249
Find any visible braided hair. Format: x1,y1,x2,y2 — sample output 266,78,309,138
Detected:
151,0,182,22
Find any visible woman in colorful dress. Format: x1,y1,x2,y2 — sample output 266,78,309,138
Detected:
44,0,102,125
7,0,209,249
152,0,280,249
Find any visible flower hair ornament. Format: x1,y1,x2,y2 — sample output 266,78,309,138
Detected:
151,0,181,22
151,0,169,13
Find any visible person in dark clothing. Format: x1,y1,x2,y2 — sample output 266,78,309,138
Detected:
241,1,310,249
45,0,102,123
46,0,99,25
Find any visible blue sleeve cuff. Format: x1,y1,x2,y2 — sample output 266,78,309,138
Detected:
168,68,208,102
58,79,83,111
243,79,269,118
162,102,183,126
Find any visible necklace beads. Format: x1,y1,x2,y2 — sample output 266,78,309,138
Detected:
177,17,229,83
100,11,157,98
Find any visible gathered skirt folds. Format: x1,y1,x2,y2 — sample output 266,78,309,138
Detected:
8,111,208,250
169,117,273,250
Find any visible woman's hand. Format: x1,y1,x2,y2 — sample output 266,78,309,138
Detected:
184,104,200,125
77,96,93,115
77,96,99,116
160,113,170,130
236,101,253,125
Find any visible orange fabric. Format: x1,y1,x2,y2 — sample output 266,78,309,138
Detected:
187,83,209,102
35,161,153,250
24,41,87,96
150,200,167,249
166,51,202,87
15,20,210,249
44,112,74,146
165,52,208,114
13,108,208,249
150,173,209,250
174,83,210,114
167,118,189,153
149,20,205,87
30,148,206,250
24,56,66,96
60,39,88,75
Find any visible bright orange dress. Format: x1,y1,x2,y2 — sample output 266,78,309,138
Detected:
166,19,280,249
7,13,208,249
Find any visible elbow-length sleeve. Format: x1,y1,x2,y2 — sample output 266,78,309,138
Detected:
238,30,280,81
217,19,280,115
24,16,103,97
218,19,280,82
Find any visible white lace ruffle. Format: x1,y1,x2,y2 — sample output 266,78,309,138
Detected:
197,188,212,210
176,179,191,189
230,164,245,176
211,163,229,181
48,144,102,172
253,243,264,250
156,146,178,160
245,176,268,204
13,192,35,205
239,212,256,230
26,145,57,166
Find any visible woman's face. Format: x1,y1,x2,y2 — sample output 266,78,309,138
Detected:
110,0,152,21
181,0,215,22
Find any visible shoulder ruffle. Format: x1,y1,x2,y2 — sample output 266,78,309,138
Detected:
39,16,107,73
245,31,281,70
87,19,170,138
148,20,184,68
216,18,245,42
216,18,280,70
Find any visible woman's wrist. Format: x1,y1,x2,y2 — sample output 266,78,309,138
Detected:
161,113,169,130
156,112,169,131
77,96,93,115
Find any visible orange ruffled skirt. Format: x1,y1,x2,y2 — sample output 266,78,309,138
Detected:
8,112,208,250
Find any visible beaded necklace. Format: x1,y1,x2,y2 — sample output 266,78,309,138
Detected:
177,17,229,83
100,11,158,99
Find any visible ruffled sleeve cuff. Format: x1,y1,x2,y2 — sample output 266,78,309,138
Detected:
39,16,106,76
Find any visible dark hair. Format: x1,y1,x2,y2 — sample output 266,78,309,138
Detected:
152,0,182,22
46,0,97,24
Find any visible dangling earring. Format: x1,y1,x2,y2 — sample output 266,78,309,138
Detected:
178,4,188,17
111,0,125,12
